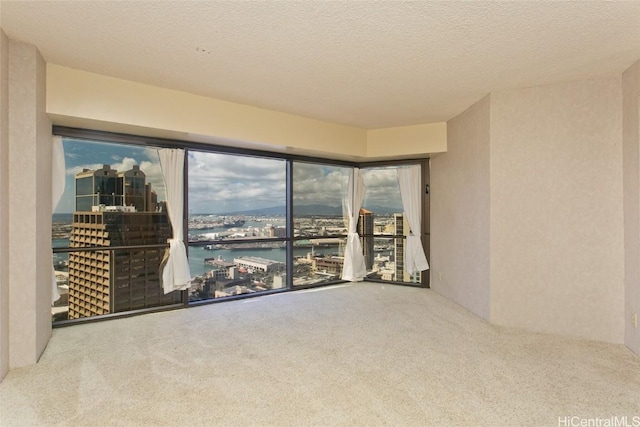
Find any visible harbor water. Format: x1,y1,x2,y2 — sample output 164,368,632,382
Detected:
52,219,342,278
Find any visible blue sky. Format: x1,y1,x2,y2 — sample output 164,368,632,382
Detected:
55,139,164,213
55,138,403,214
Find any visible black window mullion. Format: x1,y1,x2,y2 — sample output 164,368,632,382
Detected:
182,148,190,305
286,160,294,290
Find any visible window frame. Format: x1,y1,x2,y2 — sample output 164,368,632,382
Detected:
52,126,429,327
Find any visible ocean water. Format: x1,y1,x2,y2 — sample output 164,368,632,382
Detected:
51,219,339,278
52,213,73,223
54,241,338,277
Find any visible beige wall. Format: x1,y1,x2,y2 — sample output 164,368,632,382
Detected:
0,29,9,380
367,123,447,158
46,65,447,160
623,59,640,355
490,76,625,343
47,64,368,158
35,43,53,362
434,75,627,344
7,41,52,368
431,95,491,320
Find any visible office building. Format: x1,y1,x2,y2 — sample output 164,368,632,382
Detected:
357,208,374,271
393,213,406,282
67,165,180,319
75,164,150,212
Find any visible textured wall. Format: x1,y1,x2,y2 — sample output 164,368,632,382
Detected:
47,64,369,158
0,29,10,380
46,65,448,160
367,122,447,158
35,43,52,361
431,95,491,320
490,76,625,343
7,41,52,368
623,59,640,355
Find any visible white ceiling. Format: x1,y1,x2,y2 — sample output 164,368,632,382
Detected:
1,1,639,129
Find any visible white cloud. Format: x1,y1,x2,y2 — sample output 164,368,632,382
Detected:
361,167,402,209
58,142,411,215
187,151,286,213
139,160,166,201
293,164,350,205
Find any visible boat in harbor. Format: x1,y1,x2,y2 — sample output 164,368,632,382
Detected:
228,245,274,251
206,242,281,251
222,218,246,228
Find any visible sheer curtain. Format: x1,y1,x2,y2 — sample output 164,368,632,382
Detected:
158,148,192,293
397,165,429,274
51,136,66,303
341,168,367,281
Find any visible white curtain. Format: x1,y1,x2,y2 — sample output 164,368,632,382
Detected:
341,168,367,281
397,165,429,274
158,148,192,293
51,136,65,304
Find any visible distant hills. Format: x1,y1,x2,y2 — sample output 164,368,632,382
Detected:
218,204,402,216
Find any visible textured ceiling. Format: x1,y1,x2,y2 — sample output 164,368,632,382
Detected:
1,1,639,129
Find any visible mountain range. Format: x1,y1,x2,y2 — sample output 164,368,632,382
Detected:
220,204,402,216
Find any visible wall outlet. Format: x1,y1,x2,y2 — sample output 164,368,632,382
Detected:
438,272,442,281
633,313,638,328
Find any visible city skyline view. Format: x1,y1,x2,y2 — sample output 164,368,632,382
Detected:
51,136,422,322
55,138,405,215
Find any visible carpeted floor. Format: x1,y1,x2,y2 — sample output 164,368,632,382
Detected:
1,282,639,426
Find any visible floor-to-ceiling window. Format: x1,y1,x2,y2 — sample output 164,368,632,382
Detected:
52,137,181,322
361,166,423,284
292,162,350,287
187,151,287,301
52,131,429,324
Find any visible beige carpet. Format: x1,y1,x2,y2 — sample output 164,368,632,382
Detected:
1,282,639,426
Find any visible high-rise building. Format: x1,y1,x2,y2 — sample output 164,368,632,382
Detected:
145,183,158,212
357,208,374,271
394,213,404,281
393,213,421,283
75,164,119,211
118,165,146,212
75,164,149,213
67,165,180,319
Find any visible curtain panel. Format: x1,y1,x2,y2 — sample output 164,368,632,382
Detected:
51,136,66,303
341,168,367,281
397,165,429,274
158,148,192,293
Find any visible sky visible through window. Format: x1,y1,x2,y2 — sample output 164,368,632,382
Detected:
56,138,404,215
55,139,165,214
52,137,421,321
